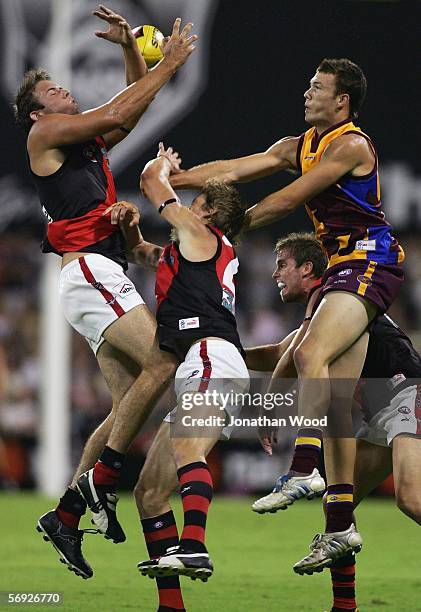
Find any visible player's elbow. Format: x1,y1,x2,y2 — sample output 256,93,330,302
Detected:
293,342,313,374
140,165,160,196
141,164,159,183
223,170,238,184
281,197,299,215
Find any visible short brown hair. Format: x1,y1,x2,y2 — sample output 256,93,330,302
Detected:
275,232,327,279
318,58,367,119
13,68,50,134
202,179,246,244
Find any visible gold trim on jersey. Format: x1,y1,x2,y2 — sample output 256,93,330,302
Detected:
357,260,377,297
300,120,363,176
305,204,329,260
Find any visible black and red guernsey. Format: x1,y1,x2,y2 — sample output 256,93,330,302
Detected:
155,226,244,361
360,315,421,421
29,136,127,269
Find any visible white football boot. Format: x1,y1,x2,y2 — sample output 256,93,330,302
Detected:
293,523,363,575
252,468,326,514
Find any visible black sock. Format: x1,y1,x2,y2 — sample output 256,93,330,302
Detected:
99,445,125,471
142,510,185,611
56,487,86,528
92,446,126,486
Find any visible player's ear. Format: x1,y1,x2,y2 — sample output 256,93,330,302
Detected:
302,261,314,278
30,109,43,122
337,92,349,111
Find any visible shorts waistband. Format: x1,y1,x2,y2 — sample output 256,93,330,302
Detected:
60,257,84,274
187,338,240,355
60,253,121,274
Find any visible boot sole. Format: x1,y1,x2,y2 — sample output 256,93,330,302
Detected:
138,563,213,582
36,522,91,580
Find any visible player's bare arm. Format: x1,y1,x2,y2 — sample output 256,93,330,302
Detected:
102,200,163,269
245,329,298,372
272,286,322,378
141,145,218,262
170,136,300,189
254,323,309,455
27,18,197,174
246,133,375,230
92,5,149,150
260,290,329,454
131,242,164,269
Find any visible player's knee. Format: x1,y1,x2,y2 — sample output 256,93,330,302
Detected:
143,353,177,383
293,343,313,374
134,473,170,517
171,438,205,468
294,340,327,375
396,488,421,525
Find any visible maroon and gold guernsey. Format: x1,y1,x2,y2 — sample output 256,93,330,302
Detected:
297,119,405,272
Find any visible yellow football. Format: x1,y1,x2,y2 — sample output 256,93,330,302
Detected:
133,25,164,68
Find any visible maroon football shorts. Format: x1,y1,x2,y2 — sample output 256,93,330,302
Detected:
311,260,404,316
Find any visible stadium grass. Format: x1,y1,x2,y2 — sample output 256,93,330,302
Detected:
1,493,420,611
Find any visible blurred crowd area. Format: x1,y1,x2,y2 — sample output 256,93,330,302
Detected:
0,228,420,490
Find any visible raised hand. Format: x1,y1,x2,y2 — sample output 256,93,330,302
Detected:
93,4,135,47
161,18,198,68
157,142,183,174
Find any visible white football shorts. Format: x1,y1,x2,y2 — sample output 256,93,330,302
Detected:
59,254,144,355
356,384,421,447
164,338,250,439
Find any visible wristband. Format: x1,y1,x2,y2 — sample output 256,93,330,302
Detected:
158,197,179,215
120,126,131,135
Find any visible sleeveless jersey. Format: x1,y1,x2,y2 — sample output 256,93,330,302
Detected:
361,315,421,420
297,119,404,269
29,136,127,269
155,226,244,361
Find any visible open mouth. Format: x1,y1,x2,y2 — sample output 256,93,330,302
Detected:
277,281,286,291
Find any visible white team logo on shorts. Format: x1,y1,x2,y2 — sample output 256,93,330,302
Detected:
112,280,135,297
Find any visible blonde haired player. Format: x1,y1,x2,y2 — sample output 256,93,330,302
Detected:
118,144,249,606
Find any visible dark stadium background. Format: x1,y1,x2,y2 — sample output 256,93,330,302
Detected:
0,0,420,493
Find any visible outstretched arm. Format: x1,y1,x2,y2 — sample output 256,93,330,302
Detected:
245,330,298,371
92,5,149,150
245,134,373,230
170,136,300,189
28,18,197,152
